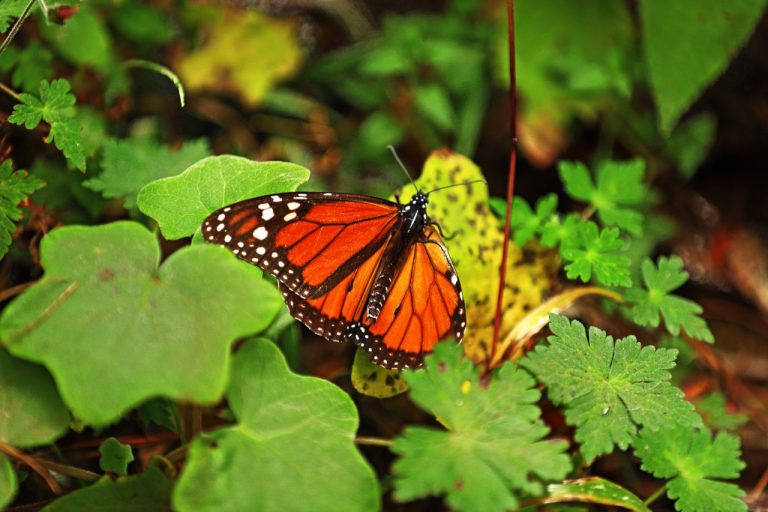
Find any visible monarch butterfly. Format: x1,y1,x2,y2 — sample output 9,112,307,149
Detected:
201,177,474,369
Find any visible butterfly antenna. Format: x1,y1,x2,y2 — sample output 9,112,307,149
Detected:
387,145,419,191
425,179,487,196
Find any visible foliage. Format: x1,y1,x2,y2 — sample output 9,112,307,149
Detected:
392,342,571,512
0,160,45,258
99,438,134,476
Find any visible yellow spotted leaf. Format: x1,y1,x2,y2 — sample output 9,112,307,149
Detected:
178,11,302,106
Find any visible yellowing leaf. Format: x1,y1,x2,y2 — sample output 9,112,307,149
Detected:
178,11,302,106
399,150,556,365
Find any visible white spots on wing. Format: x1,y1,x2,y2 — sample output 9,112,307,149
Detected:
205,225,212,232
253,227,268,240
223,207,231,212
216,223,225,232
271,195,283,202
262,208,274,220
450,274,458,285
284,212,297,221
271,251,278,258
323,192,333,196
459,291,464,300
237,241,245,248
251,257,258,262
278,261,285,267
232,249,239,255
217,213,225,221
224,234,232,243
287,202,300,210
258,203,270,210
256,247,266,255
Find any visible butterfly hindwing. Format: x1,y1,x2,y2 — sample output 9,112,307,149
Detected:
202,192,400,299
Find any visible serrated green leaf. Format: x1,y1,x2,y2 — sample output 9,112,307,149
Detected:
558,159,647,235
625,256,714,342
173,339,380,512
350,347,408,398
41,6,114,72
635,427,746,512
137,156,309,240
7,79,85,170
0,349,69,447
521,314,702,463
85,138,210,208
392,342,571,512
641,0,767,134
0,454,16,510
695,393,749,431
510,194,558,245
0,0,27,33
561,222,632,287
540,212,581,249
99,438,134,476
0,222,282,426
544,477,651,512
42,465,172,511
0,160,45,258
11,42,53,92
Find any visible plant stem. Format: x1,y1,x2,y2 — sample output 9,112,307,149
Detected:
488,0,518,371
123,59,186,108
37,459,101,482
355,436,393,448
0,0,35,57
0,441,63,494
0,82,22,102
644,483,668,506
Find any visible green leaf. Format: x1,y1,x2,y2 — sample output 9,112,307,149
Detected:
635,427,746,512
173,339,380,512
625,256,714,342
0,160,45,258
559,159,647,235
641,0,767,134
521,314,702,463
695,393,749,431
540,212,582,249
29,159,107,223
561,222,632,287
85,138,210,208
110,2,176,45
0,349,69,447
42,465,172,511
356,112,405,154
667,113,717,180
41,6,114,72
350,347,408,398
0,222,282,426
0,0,27,33
510,194,558,245
99,437,134,476
414,83,455,132
11,42,53,92
544,477,651,512
8,79,86,170
137,156,309,240
392,342,571,512
0,454,16,510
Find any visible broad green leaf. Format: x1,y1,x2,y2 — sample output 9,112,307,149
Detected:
392,342,571,512
350,348,407,398
641,0,767,134
0,222,282,426
0,160,45,258
635,427,746,512
561,222,632,287
544,477,651,512
559,159,647,235
695,393,749,431
41,6,114,72
625,256,714,342
0,454,16,510
30,159,107,224
0,349,69,447
99,437,134,476
137,156,309,240
179,10,302,106
42,465,172,511
85,138,210,208
393,150,556,364
521,314,701,462
110,2,176,45
10,42,53,92
414,83,455,132
668,113,717,179
7,79,86,170
173,339,380,512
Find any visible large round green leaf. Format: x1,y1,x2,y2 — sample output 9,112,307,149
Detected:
0,222,282,426
173,339,380,512
0,454,16,510
0,349,69,447
137,155,309,240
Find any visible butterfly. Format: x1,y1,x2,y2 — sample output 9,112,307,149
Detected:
201,188,466,369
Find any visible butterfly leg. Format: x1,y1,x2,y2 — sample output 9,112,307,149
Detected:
430,221,458,241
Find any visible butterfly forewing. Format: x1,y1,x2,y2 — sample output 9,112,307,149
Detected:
202,192,399,299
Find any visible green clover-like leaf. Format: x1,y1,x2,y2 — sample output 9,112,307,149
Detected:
0,222,282,426
173,339,380,512
521,314,702,462
99,437,134,476
561,222,632,287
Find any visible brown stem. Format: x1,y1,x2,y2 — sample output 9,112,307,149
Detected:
0,281,36,303
488,0,518,371
0,441,63,495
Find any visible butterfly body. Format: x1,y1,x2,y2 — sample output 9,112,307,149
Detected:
202,190,465,369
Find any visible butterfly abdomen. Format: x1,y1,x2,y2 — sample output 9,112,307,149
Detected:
366,273,392,320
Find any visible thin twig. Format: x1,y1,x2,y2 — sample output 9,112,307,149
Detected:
747,462,768,503
3,281,78,345
36,459,101,482
0,441,63,495
644,482,668,506
0,81,22,102
0,0,35,56
0,281,36,303
355,436,393,448
488,0,518,371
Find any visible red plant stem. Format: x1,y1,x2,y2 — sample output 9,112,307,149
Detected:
488,0,518,370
